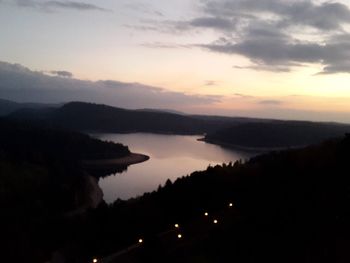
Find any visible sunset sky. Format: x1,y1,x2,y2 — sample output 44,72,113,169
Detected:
1,0,350,122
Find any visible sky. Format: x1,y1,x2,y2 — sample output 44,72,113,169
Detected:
1,0,350,122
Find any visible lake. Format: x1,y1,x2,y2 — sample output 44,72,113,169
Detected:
95,133,256,202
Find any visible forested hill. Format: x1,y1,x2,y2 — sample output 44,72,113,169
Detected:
0,98,58,116
7,100,350,148
65,134,350,263
0,118,130,161
9,102,220,134
0,119,131,262
2,117,350,262
204,121,350,149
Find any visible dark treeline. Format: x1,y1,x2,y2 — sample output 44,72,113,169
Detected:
0,98,59,116
205,120,350,149
9,102,220,134
0,119,131,262
0,118,130,161
56,135,349,262
8,100,350,148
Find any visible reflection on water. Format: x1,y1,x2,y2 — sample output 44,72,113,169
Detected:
95,133,256,202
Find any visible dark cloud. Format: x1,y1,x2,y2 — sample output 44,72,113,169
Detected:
202,38,323,67
13,0,110,12
135,0,350,74
0,61,219,109
137,16,236,33
189,17,236,31
233,64,291,72
139,0,350,33
203,33,350,74
49,70,73,78
202,0,350,31
192,1,350,74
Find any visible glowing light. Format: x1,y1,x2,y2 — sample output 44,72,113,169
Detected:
174,224,179,228
204,212,209,216
177,234,182,239
229,203,233,207
213,219,218,224
92,259,98,263
138,239,143,243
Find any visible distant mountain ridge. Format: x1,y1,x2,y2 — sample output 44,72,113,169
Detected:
6,100,350,148
9,101,221,134
136,108,186,115
0,98,60,116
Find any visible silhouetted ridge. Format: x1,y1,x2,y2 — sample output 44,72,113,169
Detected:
46,102,212,134
8,100,350,148
0,118,130,161
205,121,350,149
0,97,59,116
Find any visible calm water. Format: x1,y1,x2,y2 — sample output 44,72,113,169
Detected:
95,133,256,202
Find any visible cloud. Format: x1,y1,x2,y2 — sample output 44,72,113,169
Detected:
0,61,219,109
44,1,110,12
202,32,350,74
133,0,350,74
204,80,219,86
233,64,291,72
134,16,237,33
198,0,350,74
49,70,73,78
13,0,111,12
188,17,236,31
233,93,254,99
202,0,350,31
141,42,191,49
258,100,283,105
123,2,163,17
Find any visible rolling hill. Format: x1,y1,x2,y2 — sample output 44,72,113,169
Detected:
6,100,350,148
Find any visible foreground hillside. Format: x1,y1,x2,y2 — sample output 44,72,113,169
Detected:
1,119,349,262
0,119,132,262
60,135,349,262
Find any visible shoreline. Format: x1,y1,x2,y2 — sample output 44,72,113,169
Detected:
65,153,149,217
199,137,305,153
82,152,150,169
64,175,104,218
